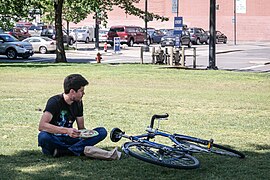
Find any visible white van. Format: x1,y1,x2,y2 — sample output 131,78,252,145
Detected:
73,26,94,43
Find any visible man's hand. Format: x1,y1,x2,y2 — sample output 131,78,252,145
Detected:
67,128,80,138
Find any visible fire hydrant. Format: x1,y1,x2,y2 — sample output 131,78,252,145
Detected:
96,52,102,63
104,42,108,52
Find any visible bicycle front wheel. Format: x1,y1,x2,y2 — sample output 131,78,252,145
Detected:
123,142,200,169
175,137,245,158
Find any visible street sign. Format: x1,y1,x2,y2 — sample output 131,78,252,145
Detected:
174,17,183,47
114,37,121,53
172,0,178,13
175,36,180,48
236,0,246,14
174,16,183,35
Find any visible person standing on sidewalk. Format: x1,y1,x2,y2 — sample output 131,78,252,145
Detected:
38,74,107,157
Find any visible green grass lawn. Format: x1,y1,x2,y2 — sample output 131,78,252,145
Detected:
0,63,269,179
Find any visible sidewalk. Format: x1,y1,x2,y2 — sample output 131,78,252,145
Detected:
64,42,270,72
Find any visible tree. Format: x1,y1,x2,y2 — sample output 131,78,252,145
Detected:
0,0,38,30
50,0,169,63
1,0,168,63
54,0,66,63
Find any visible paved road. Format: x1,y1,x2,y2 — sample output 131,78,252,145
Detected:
0,41,269,73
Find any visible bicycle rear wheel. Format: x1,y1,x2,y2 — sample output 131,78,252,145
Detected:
123,142,200,169
175,136,245,158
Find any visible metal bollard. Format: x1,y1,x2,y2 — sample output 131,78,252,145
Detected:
169,47,173,66
151,47,155,64
193,47,196,68
140,46,144,64
174,49,180,65
181,47,185,67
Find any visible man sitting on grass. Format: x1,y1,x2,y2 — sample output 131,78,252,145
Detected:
38,74,107,157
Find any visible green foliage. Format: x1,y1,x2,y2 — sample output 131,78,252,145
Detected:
40,0,168,26
0,0,34,30
0,0,169,62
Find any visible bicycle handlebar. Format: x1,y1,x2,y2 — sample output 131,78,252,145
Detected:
150,113,169,128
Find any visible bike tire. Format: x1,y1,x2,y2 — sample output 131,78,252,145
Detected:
123,142,200,169
175,136,245,158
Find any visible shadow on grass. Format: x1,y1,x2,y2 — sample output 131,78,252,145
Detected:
0,62,72,69
0,147,269,179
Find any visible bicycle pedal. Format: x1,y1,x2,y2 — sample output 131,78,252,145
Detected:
207,139,214,149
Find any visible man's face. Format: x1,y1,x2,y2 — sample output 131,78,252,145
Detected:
71,86,85,102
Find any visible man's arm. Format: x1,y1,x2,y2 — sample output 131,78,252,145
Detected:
76,116,86,130
38,111,80,138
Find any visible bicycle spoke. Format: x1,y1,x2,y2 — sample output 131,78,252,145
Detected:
123,142,200,169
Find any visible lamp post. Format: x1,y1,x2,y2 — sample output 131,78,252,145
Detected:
177,0,179,17
95,11,100,50
233,0,237,45
208,0,218,70
143,0,149,52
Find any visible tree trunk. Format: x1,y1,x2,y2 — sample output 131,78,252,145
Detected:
54,0,67,63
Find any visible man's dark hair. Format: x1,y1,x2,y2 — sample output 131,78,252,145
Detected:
64,74,89,94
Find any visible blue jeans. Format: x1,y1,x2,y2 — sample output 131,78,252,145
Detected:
38,127,107,156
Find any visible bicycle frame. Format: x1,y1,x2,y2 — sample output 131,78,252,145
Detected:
120,126,212,154
121,128,189,153
111,113,244,158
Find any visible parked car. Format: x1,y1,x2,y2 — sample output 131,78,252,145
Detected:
7,27,31,41
41,28,74,45
0,34,34,59
187,27,209,45
107,25,150,47
206,30,227,44
99,29,109,42
27,25,43,37
159,29,173,35
22,37,56,54
72,28,94,43
67,29,76,41
146,28,165,44
160,29,192,47
216,31,227,43
15,22,32,29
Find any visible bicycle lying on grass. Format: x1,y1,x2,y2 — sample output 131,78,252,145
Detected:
110,113,245,169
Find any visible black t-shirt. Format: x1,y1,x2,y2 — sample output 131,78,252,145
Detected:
44,94,83,128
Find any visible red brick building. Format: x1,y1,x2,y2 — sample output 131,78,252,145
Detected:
70,0,270,42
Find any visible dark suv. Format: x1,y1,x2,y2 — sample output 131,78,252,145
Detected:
41,28,74,45
107,25,149,47
160,29,192,47
187,27,209,45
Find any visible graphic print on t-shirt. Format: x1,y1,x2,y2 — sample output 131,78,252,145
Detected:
58,110,73,127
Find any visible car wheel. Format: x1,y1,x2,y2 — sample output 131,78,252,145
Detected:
188,41,192,48
69,38,74,45
39,46,47,54
206,38,209,44
6,48,17,59
85,37,89,43
196,38,201,45
147,39,151,45
223,38,227,44
128,39,134,47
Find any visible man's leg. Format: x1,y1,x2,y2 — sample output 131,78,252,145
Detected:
38,131,80,156
69,127,107,156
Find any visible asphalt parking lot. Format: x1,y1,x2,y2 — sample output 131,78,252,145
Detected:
0,41,270,73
